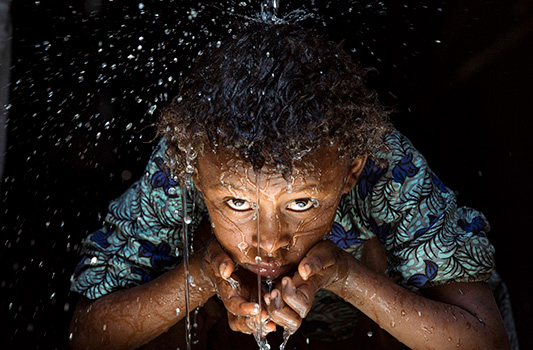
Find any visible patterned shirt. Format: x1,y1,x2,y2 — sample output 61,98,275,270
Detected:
70,130,495,339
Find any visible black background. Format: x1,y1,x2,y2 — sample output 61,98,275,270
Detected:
1,0,532,349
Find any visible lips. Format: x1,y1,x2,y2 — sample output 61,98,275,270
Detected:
244,261,294,279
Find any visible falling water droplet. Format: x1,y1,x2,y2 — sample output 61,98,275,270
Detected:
266,278,273,293
286,182,292,194
367,331,373,337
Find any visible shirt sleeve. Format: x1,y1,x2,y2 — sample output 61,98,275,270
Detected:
70,139,206,300
339,130,495,292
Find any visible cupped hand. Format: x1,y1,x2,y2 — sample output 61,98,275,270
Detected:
203,239,277,335
264,240,352,334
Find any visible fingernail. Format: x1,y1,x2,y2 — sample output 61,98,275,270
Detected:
303,264,311,278
274,292,281,308
262,310,269,322
219,262,227,277
264,296,271,306
282,278,288,287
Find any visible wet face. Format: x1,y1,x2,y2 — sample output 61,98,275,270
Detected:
194,146,366,280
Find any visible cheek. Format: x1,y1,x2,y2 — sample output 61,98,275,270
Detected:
287,205,337,236
285,231,324,262
205,203,257,259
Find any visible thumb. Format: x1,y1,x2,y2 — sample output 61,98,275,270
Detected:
298,240,337,281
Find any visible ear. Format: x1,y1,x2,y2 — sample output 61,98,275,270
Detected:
192,170,203,194
343,155,368,194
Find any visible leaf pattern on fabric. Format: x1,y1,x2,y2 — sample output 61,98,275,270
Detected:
89,229,113,248
70,139,200,299
407,260,438,288
343,130,494,292
73,255,89,278
131,266,159,284
357,158,388,200
431,173,449,193
458,216,487,236
368,216,391,245
151,157,180,198
392,152,419,184
328,222,364,249
138,239,180,270
414,214,443,239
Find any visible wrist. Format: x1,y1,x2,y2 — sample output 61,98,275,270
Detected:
189,252,218,298
325,250,358,297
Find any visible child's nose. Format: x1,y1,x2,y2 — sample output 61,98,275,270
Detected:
252,207,290,255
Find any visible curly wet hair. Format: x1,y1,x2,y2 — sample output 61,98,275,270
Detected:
157,22,391,179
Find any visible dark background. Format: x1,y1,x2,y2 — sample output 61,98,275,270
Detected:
1,0,532,349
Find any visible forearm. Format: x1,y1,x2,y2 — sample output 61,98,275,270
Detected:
70,253,216,350
328,256,509,350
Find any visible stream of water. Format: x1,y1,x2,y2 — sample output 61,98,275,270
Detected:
180,179,192,350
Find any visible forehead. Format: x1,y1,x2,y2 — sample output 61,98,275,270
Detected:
196,145,348,191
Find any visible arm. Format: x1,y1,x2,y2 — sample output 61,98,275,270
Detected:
327,247,510,350
266,241,510,349
70,238,271,350
69,251,215,350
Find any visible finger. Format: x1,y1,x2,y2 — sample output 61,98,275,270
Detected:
224,295,260,318
245,315,277,336
280,277,311,319
291,273,318,300
228,312,276,336
206,241,236,279
227,313,253,335
265,289,301,334
298,241,337,280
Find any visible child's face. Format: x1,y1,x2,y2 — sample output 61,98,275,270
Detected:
194,146,365,280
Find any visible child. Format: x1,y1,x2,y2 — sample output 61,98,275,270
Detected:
69,23,510,349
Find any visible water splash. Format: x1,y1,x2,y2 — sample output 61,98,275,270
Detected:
265,278,274,293
279,329,291,350
260,0,280,22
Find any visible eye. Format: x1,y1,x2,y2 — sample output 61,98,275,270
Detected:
286,198,317,212
225,198,253,211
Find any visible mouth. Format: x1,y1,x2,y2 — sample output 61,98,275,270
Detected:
244,261,295,279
